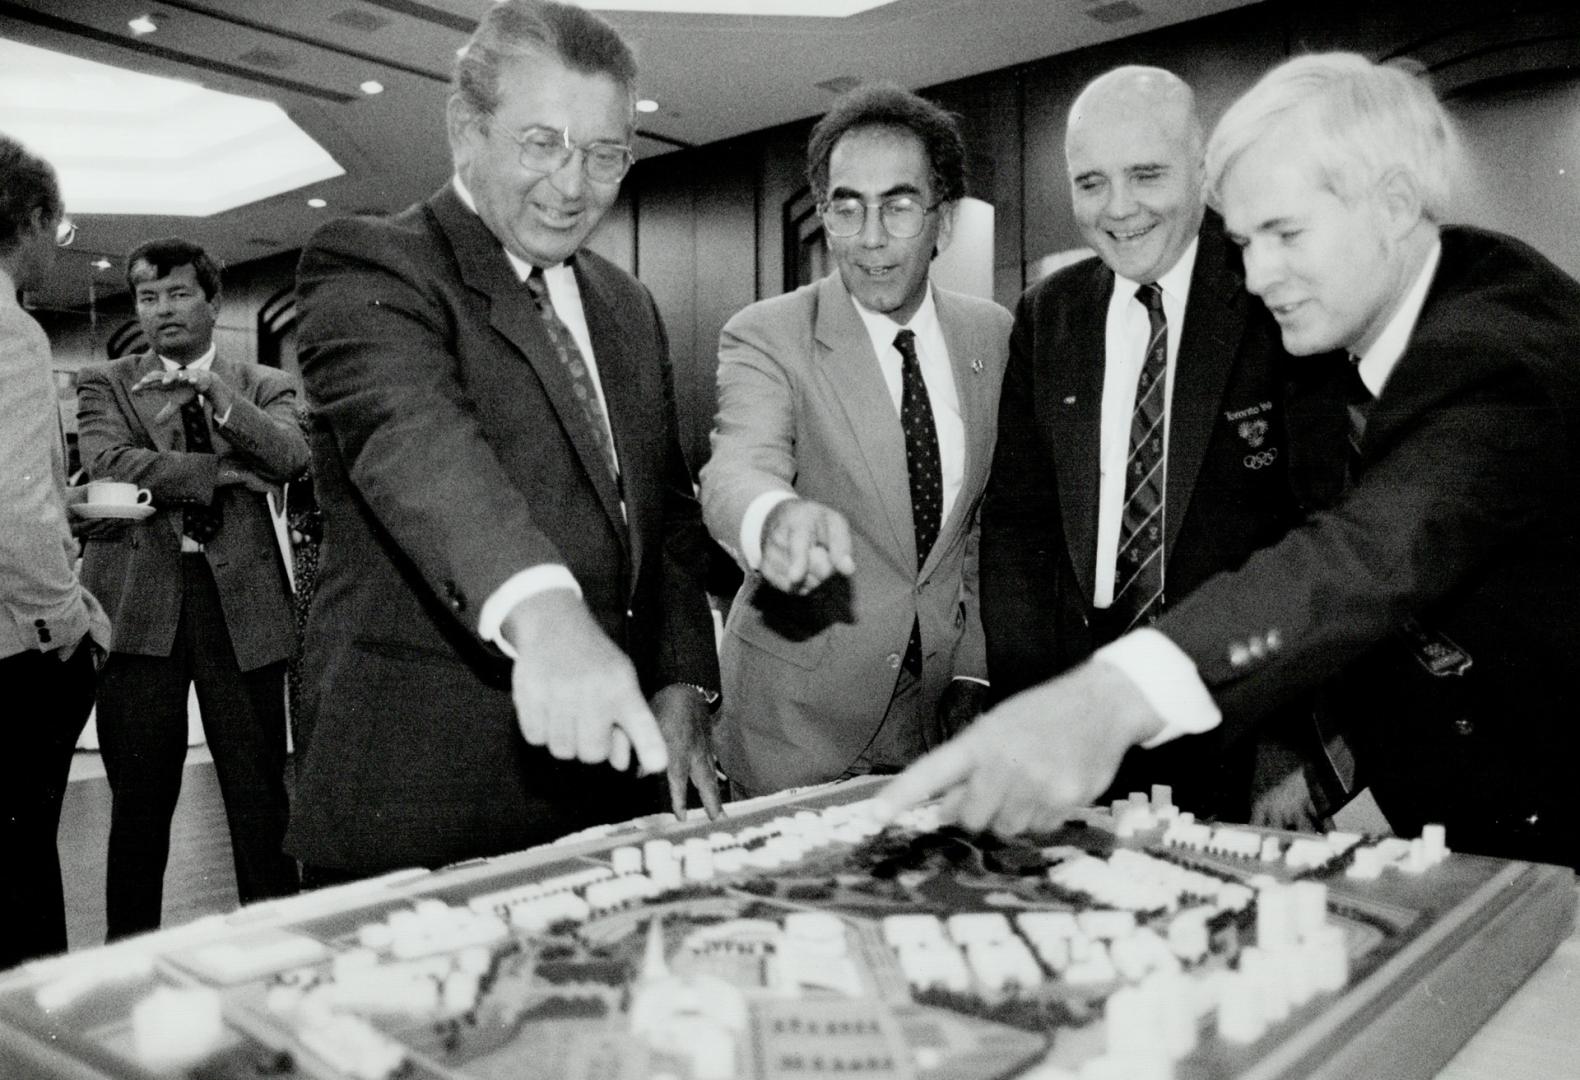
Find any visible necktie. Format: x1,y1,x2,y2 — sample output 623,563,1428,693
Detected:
1111,283,1168,633
895,328,941,678
525,268,618,481
180,393,223,544
1343,359,1374,482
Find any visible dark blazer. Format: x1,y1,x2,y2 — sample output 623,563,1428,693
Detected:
76,351,305,672
1158,227,1580,867
981,213,1306,817
286,184,719,873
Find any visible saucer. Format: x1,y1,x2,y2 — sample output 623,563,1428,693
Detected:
72,503,156,521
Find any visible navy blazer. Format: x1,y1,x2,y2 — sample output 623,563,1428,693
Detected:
287,184,718,873
1159,227,1580,867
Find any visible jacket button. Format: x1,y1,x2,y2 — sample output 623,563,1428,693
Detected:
1453,717,1475,736
1266,629,1282,651
887,653,901,670
1248,636,1267,659
1228,642,1251,667
626,608,634,620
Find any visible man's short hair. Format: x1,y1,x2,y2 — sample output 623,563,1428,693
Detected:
0,135,62,256
1205,52,1459,222
125,238,223,301
806,83,967,205
452,0,637,121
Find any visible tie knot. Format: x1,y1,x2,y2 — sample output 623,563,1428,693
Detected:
893,328,918,361
524,266,549,301
1136,281,1164,315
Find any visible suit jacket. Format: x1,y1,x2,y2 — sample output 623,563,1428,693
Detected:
76,350,304,672
1158,227,1580,867
0,279,109,660
700,272,1012,794
979,215,1306,817
286,184,719,872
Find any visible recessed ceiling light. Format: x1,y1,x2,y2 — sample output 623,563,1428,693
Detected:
359,80,384,96
307,197,327,208
635,99,659,114
91,257,113,270
128,14,158,36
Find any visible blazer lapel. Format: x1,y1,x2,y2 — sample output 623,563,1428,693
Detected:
1164,223,1241,560
430,188,626,539
814,274,915,567
125,352,180,452
1051,263,1110,601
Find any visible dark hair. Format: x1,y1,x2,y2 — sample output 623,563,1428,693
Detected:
453,0,637,119
0,135,63,256
125,237,223,300
806,83,966,204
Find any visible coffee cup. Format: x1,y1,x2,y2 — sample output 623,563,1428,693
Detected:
86,480,153,507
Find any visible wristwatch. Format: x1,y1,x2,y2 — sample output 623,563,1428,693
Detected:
678,682,722,712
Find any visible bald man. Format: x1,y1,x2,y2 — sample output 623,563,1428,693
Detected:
980,66,1328,823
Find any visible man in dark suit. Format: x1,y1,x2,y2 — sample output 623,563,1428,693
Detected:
884,53,1580,869
0,136,111,967
287,0,720,881
78,238,304,936
981,66,1320,822
700,86,1012,797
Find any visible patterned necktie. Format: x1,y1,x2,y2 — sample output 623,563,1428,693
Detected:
180,393,223,544
525,267,618,481
895,328,940,679
1111,283,1168,633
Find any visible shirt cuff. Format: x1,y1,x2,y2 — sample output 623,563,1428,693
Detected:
952,675,989,687
213,403,234,426
740,490,797,571
479,565,582,658
1094,627,1221,748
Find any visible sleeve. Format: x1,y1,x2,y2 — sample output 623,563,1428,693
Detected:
978,290,1065,697
214,368,310,482
293,218,579,639
76,365,221,503
698,308,801,570
1159,359,1562,742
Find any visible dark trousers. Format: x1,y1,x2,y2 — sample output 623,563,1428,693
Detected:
0,643,95,968
97,556,297,940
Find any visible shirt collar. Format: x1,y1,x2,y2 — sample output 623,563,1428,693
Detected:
1354,239,1442,397
850,283,940,357
1112,234,1200,310
160,343,216,371
452,172,569,284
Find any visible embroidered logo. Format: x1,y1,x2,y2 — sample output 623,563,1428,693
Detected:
1237,418,1268,448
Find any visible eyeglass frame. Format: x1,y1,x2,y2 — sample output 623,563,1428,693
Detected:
54,216,77,248
817,194,944,239
487,118,635,185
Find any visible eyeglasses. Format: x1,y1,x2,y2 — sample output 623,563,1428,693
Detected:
819,195,940,239
55,217,77,248
493,122,635,184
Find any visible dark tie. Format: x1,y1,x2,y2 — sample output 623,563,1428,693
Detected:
1111,283,1168,633
1343,358,1374,481
180,392,222,544
895,328,941,678
525,267,618,481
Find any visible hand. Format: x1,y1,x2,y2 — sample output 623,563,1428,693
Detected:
502,590,668,776
928,679,989,747
1250,766,1329,833
877,660,1165,835
759,498,855,595
132,365,236,424
651,684,724,822
61,486,125,539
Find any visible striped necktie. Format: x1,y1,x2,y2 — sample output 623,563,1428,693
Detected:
1111,282,1168,633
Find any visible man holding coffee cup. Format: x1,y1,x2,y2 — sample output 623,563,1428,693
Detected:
0,134,112,968
76,237,306,938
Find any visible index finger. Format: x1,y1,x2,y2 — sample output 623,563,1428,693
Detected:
873,738,975,823
614,700,669,777
817,509,856,576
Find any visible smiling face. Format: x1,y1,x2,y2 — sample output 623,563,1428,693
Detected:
1066,90,1205,284
131,261,218,363
1220,130,1400,357
448,51,630,267
825,125,954,325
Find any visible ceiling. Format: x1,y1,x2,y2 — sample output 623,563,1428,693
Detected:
1,0,1260,311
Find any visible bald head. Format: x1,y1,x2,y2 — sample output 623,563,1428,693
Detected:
1064,66,1207,284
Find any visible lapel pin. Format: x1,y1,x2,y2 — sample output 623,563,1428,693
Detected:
970,357,984,374
1063,395,1077,405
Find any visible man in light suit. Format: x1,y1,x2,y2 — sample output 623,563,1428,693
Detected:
78,237,304,937
701,85,1012,797
980,67,1324,823
0,136,111,967
287,0,720,881
884,54,1580,869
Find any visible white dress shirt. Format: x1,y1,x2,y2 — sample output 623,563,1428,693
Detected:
738,284,964,568
1106,238,1445,748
